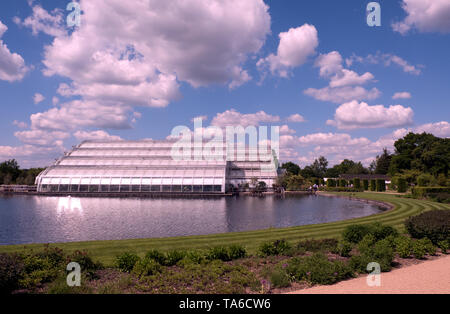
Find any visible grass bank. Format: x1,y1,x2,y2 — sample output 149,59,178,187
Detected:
1,192,448,266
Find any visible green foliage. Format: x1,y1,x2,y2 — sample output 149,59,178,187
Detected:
405,210,450,244
389,132,449,176
376,179,386,192
228,244,247,260
115,252,140,272
342,224,373,243
324,187,364,192
375,148,392,175
0,253,24,294
339,179,347,187
281,162,300,175
395,236,413,258
358,237,394,272
286,253,354,285
370,179,376,191
411,187,450,199
285,174,305,191
258,239,292,256
269,268,291,288
68,250,102,273
397,177,408,193
297,238,338,253
336,240,353,257
354,178,361,189
132,257,162,277
417,173,437,187
437,240,449,254
145,249,166,265
363,179,369,190
164,250,187,266
326,179,336,187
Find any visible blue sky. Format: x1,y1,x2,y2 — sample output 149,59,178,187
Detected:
0,0,449,167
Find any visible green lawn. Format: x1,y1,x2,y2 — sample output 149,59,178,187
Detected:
1,192,448,266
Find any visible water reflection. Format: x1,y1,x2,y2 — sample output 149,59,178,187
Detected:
0,194,382,245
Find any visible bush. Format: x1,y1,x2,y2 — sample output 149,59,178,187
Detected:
258,240,291,256
207,246,230,261
395,236,413,258
376,179,386,192
354,178,361,189
286,253,353,285
0,253,24,294
370,223,399,241
326,179,336,187
336,240,353,257
68,250,101,273
324,187,364,192
297,238,338,253
342,224,373,243
370,179,376,191
411,187,450,200
115,252,140,272
417,173,436,187
228,245,247,260
397,178,408,193
132,257,161,277
437,240,449,254
339,179,347,187
269,269,291,288
405,210,450,245
164,250,187,266
363,179,369,191
411,238,436,259
145,249,166,265
354,237,394,272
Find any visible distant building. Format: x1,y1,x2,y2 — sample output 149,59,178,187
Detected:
35,140,279,194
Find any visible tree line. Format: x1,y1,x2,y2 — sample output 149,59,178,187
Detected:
0,159,44,185
279,132,449,190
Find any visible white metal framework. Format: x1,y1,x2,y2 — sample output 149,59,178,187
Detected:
36,140,279,193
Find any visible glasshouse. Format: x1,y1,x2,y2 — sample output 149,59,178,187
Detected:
35,140,279,194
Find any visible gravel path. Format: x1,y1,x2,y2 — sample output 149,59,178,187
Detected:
289,255,450,294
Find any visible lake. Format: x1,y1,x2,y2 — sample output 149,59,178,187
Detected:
0,194,384,245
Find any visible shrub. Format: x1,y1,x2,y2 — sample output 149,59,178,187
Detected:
145,249,166,265
370,223,399,241
228,244,247,260
207,246,231,261
411,187,450,200
36,246,66,268
354,178,361,189
184,251,207,264
269,269,291,288
297,238,338,253
336,240,353,257
286,253,353,285
164,250,187,266
0,253,24,294
417,173,436,187
411,240,427,259
67,250,101,272
437,240,449,254
132,257,161,277
370,179,376,191
405,210,450,245
115,252,140,272
395,236,413,258
354,237,394,272
376,179,386,192
363,179,369,191
339,179,347,187
342,224,373,243
397,178,407,193
412,238,436,259
326,179,336,187
258,239,291,256
324,187,364,192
